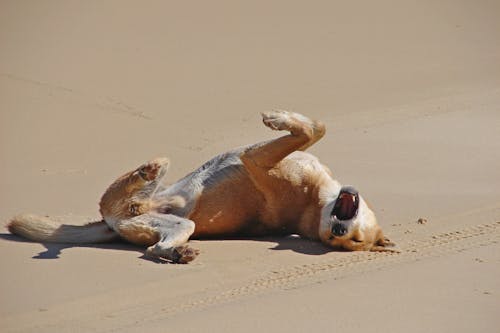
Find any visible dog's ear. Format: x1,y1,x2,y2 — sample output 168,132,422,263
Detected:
370,233,399,253
378,236,395,247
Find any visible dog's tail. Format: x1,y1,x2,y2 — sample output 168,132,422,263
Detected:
8,214,118,243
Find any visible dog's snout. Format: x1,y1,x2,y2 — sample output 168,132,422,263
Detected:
331,222,348,236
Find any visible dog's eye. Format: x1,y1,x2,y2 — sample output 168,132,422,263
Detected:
352,237,363,243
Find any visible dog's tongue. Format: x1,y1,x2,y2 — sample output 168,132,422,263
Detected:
336,193,357,220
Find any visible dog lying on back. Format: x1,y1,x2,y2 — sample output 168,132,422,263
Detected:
9,111,395,263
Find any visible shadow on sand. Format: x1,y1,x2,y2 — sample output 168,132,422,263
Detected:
0,232,333,263
0,233,163,262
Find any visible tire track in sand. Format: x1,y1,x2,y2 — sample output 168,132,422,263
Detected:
113,220,499,328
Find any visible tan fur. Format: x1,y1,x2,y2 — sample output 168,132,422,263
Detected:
99,157,170,221
189,175,265,237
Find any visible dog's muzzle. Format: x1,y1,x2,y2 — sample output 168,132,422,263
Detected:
330,186,360,237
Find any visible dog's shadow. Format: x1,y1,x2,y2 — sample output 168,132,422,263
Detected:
255,234,331,255
0,233,331,262
195,234,332,256
0,233,158,261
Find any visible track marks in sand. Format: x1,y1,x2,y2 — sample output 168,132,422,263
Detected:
14,221,498,333
0,72,152,120
135,221,500,322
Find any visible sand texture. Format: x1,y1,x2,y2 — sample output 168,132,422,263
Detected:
1,1,499,332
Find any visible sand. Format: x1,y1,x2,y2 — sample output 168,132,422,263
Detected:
1,1,499,332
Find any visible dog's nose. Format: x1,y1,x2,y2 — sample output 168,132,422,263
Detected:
331,223,348,236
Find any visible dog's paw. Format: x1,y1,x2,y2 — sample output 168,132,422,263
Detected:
261,110,315,132
261,110,294,131
146,244,200,264
172,245,200,264
137,157,169,182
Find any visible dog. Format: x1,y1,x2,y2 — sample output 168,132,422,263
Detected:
8,111,395,263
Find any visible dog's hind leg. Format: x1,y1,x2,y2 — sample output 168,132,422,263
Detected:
115,213,199,263
100,157,171,221
241,110,325,169
118,157,170,197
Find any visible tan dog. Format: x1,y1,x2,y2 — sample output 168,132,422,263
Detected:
8,111,394,263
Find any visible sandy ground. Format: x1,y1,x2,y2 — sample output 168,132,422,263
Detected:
1,1,499,332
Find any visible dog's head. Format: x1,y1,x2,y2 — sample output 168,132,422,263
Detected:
319,186,395,252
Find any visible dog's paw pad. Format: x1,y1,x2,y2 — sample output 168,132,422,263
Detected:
173,245,200,264
138,158,169,181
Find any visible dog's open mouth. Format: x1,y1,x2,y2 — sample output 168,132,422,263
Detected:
331,186,359,221
330,187,360,237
